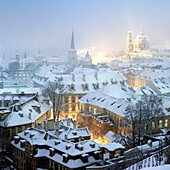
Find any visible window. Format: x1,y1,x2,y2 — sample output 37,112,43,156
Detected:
6,129,10,137
72,96,75,102
64,105,69,112
94,108,96,114
5,101,10,107
65,97,68,102
152,121,155,129
165,119,168,127
159,120,162,128
12,128,16,136
18,126,22,133
71,105,76,111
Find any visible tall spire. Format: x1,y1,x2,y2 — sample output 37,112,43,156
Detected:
70,30,75,49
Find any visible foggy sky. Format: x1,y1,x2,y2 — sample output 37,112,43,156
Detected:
0,0,170,56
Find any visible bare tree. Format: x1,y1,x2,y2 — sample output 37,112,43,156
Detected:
42,80,65,120
125,94,163,147
141,94,163,134
124,103,136,147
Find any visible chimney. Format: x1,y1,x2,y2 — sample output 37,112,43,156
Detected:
67,118,71,126
30,133,35,138
72,74,75,82
73,120,76,129
47,118,54,130
54,140,60,145
44,120,47,131
24,130,29,136
49,148,55,157
62,153,69,163
65,134,68,141
82,74,86,81
38,122,42,129
55,119,59,129
56,129,59,137
65,144,71,150
20,140,26,148
14,136,20,144
95,71,98,80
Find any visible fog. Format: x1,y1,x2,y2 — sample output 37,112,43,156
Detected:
0,0,170,56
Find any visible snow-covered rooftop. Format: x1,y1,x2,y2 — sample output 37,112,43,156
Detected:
0,95,52,127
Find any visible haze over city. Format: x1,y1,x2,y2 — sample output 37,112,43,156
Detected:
1,1,170,169
0,0,170,56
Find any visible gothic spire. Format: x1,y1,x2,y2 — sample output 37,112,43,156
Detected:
70,30,75,49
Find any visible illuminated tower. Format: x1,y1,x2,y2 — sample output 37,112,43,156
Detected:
125,31,134,55
68,31,78,67
134,29,149,51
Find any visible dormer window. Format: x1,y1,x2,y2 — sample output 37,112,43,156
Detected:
14,104,21,112
32,105,41,113
82,84,89,91
69,84,75,91
93,83,99,90
18,112,23,117
44,77,48,82
111,78,117,84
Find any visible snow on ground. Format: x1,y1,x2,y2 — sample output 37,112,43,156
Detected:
126,154,167,170
142,165,170,169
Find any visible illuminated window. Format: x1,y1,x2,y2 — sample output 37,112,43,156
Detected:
165,119,168,127
159,120,163,128
71,105,76,111
152,122,155,129
94,108,96,114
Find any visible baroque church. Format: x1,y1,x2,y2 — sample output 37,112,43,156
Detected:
125,29,150,55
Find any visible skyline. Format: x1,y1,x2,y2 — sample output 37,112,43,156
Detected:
0,0,170,57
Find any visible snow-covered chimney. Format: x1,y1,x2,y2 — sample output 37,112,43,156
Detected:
56,129,59,137
82,74,86,81
67,118,71,126
44,120,47,131
73,120,76,129
55,119,59,129
95,71,98,80
47,118,54,131
72,74,75,82
14,136,20,144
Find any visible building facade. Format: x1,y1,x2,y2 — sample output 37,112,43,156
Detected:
0,93,52,152
11,119,125,170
